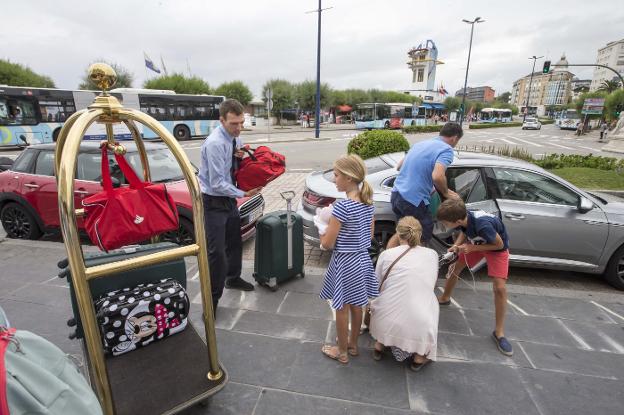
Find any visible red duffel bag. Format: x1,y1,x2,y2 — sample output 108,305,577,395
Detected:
82,145,179,251
235,145,286,191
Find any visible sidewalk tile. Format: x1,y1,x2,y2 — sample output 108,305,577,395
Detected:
519,341,624,379
286,341,410,410
506,293,617,323
325,321,376,350
440,287,499,314
215,329,302,389
277,292,334,320
178,382,261,415
9,283,72,310
189,306,243,331
556,320,624,354
437,332,530,367
462,309,581,349
406,361,541,414
253,388,419,415
519,368,623,415
272,271,325,295
232,310,330,342
216,286,287,314
438,308,472,336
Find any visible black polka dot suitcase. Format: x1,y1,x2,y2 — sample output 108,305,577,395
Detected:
94,278,190,356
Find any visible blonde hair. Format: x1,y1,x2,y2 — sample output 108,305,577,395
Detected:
334,154,373,205
396,216,422,247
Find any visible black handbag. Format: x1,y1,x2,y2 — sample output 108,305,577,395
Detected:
94,278,190,356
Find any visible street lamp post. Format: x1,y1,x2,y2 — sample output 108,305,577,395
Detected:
523,55,543,122
459,17,484,126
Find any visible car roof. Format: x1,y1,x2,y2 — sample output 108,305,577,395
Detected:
24,141,169,153
379,150,542,171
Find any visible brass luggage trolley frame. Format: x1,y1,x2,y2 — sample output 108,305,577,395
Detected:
54,64,226,414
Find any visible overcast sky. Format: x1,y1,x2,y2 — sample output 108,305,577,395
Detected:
3,0,623,98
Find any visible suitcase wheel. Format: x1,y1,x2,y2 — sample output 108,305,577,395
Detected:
268,283,279,292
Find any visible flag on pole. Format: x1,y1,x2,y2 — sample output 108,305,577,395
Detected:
160,55,168,76
144,52,161,74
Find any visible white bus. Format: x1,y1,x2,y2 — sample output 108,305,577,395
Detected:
555,109,581,130
479,108,513,123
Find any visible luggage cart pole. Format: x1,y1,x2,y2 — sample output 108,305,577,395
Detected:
280,191,296,270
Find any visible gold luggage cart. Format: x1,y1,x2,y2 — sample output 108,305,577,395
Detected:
54,64,227,414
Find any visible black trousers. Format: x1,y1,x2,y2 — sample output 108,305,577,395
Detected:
202,194,242,307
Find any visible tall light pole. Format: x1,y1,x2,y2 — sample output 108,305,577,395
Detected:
523,55,543,122
459,17,484,126
306,1,332,138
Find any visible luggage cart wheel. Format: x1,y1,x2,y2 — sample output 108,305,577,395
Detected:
268,284,279,292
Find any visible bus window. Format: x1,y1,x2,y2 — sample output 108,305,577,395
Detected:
4,98,37,125
39,99,75,123
0,98,8,124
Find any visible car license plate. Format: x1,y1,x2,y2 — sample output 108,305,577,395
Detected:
248,207,262,224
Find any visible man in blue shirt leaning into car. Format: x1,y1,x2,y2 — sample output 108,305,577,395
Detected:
199,99,262,314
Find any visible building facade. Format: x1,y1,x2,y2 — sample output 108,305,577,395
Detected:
571,78,591,101
510,55,574,112
405,39,445,102
454,86,495,102
590,38,624,91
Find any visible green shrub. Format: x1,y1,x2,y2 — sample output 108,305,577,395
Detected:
347,130,410,159
468,122,523,129
535,154,624,171
539,119,555,125
401,125,443,134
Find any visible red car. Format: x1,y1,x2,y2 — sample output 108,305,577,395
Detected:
0,142,265,244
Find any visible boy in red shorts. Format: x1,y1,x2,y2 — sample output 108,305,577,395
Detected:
436,199,513,356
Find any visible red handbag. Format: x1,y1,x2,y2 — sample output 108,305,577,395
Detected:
82,145,179,251
235,145,286,191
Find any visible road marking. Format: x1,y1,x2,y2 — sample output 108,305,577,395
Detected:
549,142,574,150
598,332,624,354
289,168,314,172
507,136,543,147
506,299,529,315
436,287,462,308
498,138,518,145
182,145,202,150
516,342,536,369
556,319,593,350
577,145,598,152
590,301,624,322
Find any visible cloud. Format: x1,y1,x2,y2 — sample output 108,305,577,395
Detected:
2,0,622,97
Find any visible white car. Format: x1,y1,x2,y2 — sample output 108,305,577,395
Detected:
522,118,541,130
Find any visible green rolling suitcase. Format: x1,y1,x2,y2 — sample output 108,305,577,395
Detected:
253,191,305,290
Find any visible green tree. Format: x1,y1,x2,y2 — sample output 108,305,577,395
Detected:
605,89,624,121
383,91,418,104
598,79,622,94
495,92,511,103
329,90,348,106
343,89,371,106
79,60,133,90
0,59,55,87
143,73,211,94
444,96,461,112
262,79,295,123
294,80,332,111
214,81,253,105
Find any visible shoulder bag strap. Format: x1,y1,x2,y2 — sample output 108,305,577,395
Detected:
100,146,115,194
241,145,257,161
379,246,412,291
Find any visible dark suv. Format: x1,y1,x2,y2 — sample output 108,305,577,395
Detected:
0,142,264,244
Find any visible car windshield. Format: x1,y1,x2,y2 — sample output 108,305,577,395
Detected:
322,156,390,182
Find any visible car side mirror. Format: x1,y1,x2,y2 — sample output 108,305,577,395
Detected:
578,197,593,213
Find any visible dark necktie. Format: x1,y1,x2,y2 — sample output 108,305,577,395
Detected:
231,138,238,186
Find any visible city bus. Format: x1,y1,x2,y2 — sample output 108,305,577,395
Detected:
479,108,513,123
555,109,581,130
354,103,419,129
0,86,224,147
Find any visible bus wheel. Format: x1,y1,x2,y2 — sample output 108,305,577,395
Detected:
52,128,61,142
174,125,191,141
384,121,390,129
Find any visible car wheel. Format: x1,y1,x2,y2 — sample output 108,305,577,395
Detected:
161,217,195,246
1,202,42,240
174,125,191,141
605,245,624,290
368,222,395,266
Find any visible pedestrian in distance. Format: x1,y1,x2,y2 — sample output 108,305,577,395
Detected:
199,99,262,315
369,216,439,371
319,154,379,364
600,120,608,140
387,122,463,249
436,199,513,356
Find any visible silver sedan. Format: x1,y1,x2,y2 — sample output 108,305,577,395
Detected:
297,151,624,290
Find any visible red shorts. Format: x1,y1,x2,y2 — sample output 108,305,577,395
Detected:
458,249,509,279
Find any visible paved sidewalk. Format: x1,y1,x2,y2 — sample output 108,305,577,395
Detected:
1,239,623,414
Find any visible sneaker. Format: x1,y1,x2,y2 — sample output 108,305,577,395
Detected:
225,277,255,291
492,331,513,356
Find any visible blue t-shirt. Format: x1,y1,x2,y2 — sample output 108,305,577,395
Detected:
393,136,454,206
462,211,509,251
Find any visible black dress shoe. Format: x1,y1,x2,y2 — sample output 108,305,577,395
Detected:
225,277,255,291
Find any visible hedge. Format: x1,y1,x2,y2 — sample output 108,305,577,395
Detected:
401,125,443,134
539,119,555,125
535,153,624,171
468,122,523,129
347,130,410,160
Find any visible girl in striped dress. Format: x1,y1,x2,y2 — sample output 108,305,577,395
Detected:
319,154,379,364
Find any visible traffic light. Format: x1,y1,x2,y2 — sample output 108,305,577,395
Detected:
542,60,551,74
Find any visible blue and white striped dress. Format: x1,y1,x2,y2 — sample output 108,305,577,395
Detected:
320,199,379,310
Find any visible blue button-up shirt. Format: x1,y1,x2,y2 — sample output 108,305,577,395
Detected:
199,125,245,198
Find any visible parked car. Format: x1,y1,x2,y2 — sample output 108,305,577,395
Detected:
522,118,542,130
297,151,624,290
0,142,265,245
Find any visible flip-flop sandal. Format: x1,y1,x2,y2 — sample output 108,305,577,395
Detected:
373,347,384,361
438,299,451,306
335,337,359,356
321,344,349,364
409,358,432,372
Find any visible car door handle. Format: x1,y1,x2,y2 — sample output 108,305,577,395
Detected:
504,213,525,220
24,183,39,189
74,190,89,195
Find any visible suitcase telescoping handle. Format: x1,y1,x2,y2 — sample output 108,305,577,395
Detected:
280,191,296,270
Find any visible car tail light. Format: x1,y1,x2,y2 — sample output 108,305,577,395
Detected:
303,189,335,207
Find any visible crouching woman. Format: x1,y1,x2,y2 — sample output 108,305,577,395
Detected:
369,216,439,371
